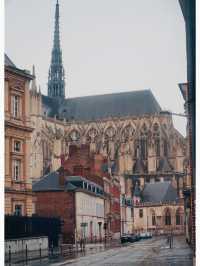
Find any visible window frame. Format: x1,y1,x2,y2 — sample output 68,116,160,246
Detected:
11,94,21,118
12,159,21,181
14,204,22,216
13,140,21,153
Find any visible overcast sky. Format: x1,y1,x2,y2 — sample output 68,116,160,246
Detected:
5,0,187,135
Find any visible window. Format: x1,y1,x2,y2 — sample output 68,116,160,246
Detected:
152,211,156,226
12,95,20,118
163,140,168,157
14,140,21,152
146,177,150,183
14,205,22,216
155,138,160,156
13,160,21,181
139,209,143,218
176,209,183,225
165,209,171,225
140,137,147,160
131,208,133,217
83,182,87,189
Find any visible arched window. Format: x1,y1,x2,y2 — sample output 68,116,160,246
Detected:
151,210,156,226
140,137,148,160
140,124,148,160
176,208,183,225
153,123,160,157
164,140,168,157
155,138,160,157
165,209,171,225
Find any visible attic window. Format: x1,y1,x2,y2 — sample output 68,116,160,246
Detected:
83,182,87,189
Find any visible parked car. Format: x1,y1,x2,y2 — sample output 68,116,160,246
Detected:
121,234,129,243
121,234,140,243
139,232,152,239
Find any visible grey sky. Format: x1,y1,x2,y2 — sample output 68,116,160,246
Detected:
5,0,187,135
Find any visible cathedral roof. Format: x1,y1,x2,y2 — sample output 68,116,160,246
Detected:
142,181,178,203
42,89,162,121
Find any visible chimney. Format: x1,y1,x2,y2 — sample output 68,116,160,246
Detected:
93,154,104,174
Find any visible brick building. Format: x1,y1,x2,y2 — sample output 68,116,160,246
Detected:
33,169,104,244
62,145,121,240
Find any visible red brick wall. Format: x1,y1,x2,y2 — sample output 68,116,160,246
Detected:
35,191,76,243
63,145,104,187
110,184,121,233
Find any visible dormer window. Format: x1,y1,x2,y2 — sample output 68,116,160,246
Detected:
83,182,87,189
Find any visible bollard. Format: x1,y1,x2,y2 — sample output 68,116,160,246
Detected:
25,244,28,261
39,243,42,259
8,245,11,264
51,243,54,256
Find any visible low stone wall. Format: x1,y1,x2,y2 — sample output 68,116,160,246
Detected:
5,236,48,254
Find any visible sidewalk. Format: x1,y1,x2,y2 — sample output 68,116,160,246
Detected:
4,241,120,265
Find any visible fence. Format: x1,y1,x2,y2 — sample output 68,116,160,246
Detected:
5,215,62,247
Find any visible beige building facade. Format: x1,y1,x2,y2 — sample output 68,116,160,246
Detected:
5,55,34,216
75,191,104,241
134,203,184,235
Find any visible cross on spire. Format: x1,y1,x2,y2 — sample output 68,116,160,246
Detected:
48,0,65,99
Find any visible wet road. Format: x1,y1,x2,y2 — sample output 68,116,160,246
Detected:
10,235,193,266
52,235,193,266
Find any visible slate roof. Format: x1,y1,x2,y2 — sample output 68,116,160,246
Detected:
42,89,162,121
5,54,16,67
32,172,103,192
32,171,63,191
142,181,178,203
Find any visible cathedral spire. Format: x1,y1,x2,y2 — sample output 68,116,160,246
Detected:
48,0,65,99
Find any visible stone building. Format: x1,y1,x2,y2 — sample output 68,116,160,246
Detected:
28,0,187,237
5,55,34,216
133,182,184,235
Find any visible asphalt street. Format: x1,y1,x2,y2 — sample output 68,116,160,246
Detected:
10,235,193,266
52,235,193,266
